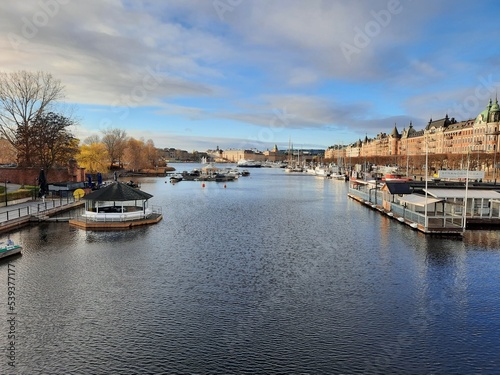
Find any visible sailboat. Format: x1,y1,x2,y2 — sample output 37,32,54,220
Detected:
284,140,303,172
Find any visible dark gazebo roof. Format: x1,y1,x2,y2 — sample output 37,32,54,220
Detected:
83,182,153,201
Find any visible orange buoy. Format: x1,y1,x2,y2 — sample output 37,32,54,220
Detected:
202,183,205,188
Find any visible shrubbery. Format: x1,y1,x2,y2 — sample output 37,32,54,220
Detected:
1,188,36,202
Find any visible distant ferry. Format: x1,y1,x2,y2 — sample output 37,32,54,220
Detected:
237,159,262,168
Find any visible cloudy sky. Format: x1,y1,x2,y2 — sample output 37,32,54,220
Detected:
1,0,499,151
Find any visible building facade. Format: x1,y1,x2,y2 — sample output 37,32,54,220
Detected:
334,98,500,164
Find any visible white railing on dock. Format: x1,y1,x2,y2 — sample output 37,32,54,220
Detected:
77,205,162,223
0,196,79,223
349,187,465,230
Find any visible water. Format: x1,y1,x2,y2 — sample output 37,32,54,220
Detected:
1,165,500,374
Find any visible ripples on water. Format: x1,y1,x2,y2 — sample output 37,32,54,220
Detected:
1,166,500,374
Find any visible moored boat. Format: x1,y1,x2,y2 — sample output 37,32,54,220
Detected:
0,240,22,259
169,174,183,183
314,166,331,177
284,165,303,173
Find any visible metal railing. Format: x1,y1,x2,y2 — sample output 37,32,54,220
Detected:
73,205,162,223
349,187,464,229
0,196,78,223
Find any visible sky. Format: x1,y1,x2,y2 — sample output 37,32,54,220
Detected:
1,0,500,152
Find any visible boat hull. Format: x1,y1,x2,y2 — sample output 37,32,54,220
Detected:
0,245,22,259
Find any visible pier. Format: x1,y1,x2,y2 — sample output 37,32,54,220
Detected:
348,178,500,236
0,198,84,234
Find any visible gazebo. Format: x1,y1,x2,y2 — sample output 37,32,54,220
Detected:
69,182,162,229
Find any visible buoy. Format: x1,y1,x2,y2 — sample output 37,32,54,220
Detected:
202,183,205,188
224,184,227,188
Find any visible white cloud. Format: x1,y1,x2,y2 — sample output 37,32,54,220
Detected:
0,0,496,150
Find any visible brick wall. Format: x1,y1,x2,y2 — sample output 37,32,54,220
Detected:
0,166,86,186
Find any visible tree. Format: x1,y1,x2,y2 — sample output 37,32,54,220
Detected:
123,138,148,171
15,112,78,170
76,142,110,173
0,137,16,164
145,139,159,168
101,128,128,169
83,135,101,145
0,71,64,165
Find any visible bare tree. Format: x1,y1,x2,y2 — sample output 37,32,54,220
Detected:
83,134,101,145
101,128,128,169
0,71,64,165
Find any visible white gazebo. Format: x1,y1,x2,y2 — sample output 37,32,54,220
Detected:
80,182,154,222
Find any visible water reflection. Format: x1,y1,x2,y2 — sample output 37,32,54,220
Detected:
1,166,500,374
464,230,500,249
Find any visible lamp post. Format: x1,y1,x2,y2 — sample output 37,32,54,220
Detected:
4,180,10,207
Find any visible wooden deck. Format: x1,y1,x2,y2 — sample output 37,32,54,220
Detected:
69,213,163,230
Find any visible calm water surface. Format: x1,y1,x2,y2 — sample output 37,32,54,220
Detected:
1,165,500,374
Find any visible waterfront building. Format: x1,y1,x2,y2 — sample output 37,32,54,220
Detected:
222,149,266,163
263,144,287,162
334,99,500,175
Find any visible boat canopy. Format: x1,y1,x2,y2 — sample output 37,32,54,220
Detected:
398,194,444,207
424,188,500,200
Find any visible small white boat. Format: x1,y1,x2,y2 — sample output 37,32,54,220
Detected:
284,164,303,173
314,166,331,177
0,240,22,259
222,168,240,178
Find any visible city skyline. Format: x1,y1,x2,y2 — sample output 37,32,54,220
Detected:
1,1,499,151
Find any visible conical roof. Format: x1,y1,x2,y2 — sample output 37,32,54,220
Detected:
490,98,499,112
391,124,400,138
83,182,153,201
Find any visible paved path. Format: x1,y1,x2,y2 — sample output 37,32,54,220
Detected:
1,183,38,218
3,183,23,193
0,195,81,228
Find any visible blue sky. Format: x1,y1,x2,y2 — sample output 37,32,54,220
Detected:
1,0,499,151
